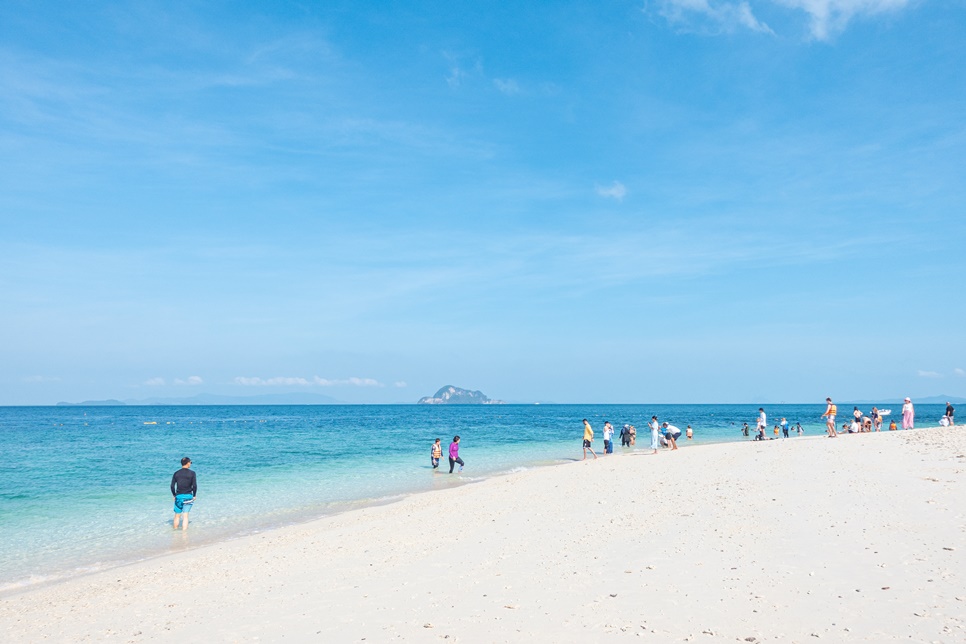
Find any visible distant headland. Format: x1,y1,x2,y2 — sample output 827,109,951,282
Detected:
417,385,504,405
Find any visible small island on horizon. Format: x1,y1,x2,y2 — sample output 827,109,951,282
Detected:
417,385,505,405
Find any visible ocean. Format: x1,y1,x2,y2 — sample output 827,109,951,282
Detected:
0,402,946,593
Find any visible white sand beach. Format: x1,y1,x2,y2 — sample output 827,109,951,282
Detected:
2,427,965,642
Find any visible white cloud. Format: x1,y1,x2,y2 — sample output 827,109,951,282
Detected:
772,0,911,40
493,78,521,95
234,376,311,386
596,181,628,201
917,370,942,378
174,376,203,386
654,0,774,35
955,368,965,377
144,377,166,386
314,376,383,387
394,381,408,388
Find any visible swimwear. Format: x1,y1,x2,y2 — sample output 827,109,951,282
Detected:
174,493,194,513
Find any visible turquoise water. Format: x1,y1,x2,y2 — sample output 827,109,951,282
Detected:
0,403,944,592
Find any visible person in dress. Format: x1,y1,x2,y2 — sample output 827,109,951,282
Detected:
902,397,915,430
648,416,660,455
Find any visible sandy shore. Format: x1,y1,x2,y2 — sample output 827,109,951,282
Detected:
2,427,965,642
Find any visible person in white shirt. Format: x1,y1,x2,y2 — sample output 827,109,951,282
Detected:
756,408,767,440
648,416,660,455
602,421,615,455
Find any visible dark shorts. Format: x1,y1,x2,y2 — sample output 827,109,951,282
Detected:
431,456,440,468
583,439,592,448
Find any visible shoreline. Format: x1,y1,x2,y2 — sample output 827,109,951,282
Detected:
2,426,963,641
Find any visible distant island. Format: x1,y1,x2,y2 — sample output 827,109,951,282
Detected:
417,385,504,405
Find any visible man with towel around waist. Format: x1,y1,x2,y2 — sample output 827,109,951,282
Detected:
171,456,197,531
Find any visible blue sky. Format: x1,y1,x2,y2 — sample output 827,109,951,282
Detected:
1,0,964,404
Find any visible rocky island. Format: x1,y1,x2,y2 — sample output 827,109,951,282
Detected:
417,385,504,405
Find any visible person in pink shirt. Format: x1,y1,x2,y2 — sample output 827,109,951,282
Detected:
448,435,464,473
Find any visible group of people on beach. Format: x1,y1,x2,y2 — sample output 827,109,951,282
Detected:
580,417,692,459
821,397,954,437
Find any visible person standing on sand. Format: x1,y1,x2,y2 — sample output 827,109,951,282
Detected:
946,402,955,426
171,457,197,531
431,438,442,470
602,421,614,455
902,398,915,430
756,408,767,438
448,436,464,473
648,416,660,454
582,419,598,460
822,398,838,437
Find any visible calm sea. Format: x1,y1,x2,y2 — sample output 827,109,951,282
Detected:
0,403,946,592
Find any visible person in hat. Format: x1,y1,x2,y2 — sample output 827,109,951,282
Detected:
901,397,915,430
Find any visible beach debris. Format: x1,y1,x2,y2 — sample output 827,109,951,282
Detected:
702,629,715,635
423,623,434,629
882,587,891,590
744,638,758,642
504,605,517,609
610,593,618,598
943,547,955,551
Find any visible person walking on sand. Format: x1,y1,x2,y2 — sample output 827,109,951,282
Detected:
602,421,615,455
946,402,955,426
448,435,464,473
648,416,660,454
902,397,915,430
171,457,197,531
822,398,838,437
582,419,598,460
431,438,442,470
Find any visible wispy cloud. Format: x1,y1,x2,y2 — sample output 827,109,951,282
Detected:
954,368,965,377
22,375,61,383
234,376,311,386
174,375,203,386
493,78,521,95
596,181,627,201
653,0,774,35
394,381,408,388
917,370,942,378
314,376,383,387
773,0,911,40
144,377,165,386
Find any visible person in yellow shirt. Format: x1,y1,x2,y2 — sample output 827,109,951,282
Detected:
822,397,838,438
582,419,598,460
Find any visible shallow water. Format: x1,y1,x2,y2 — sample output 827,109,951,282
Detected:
0,402,945,592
